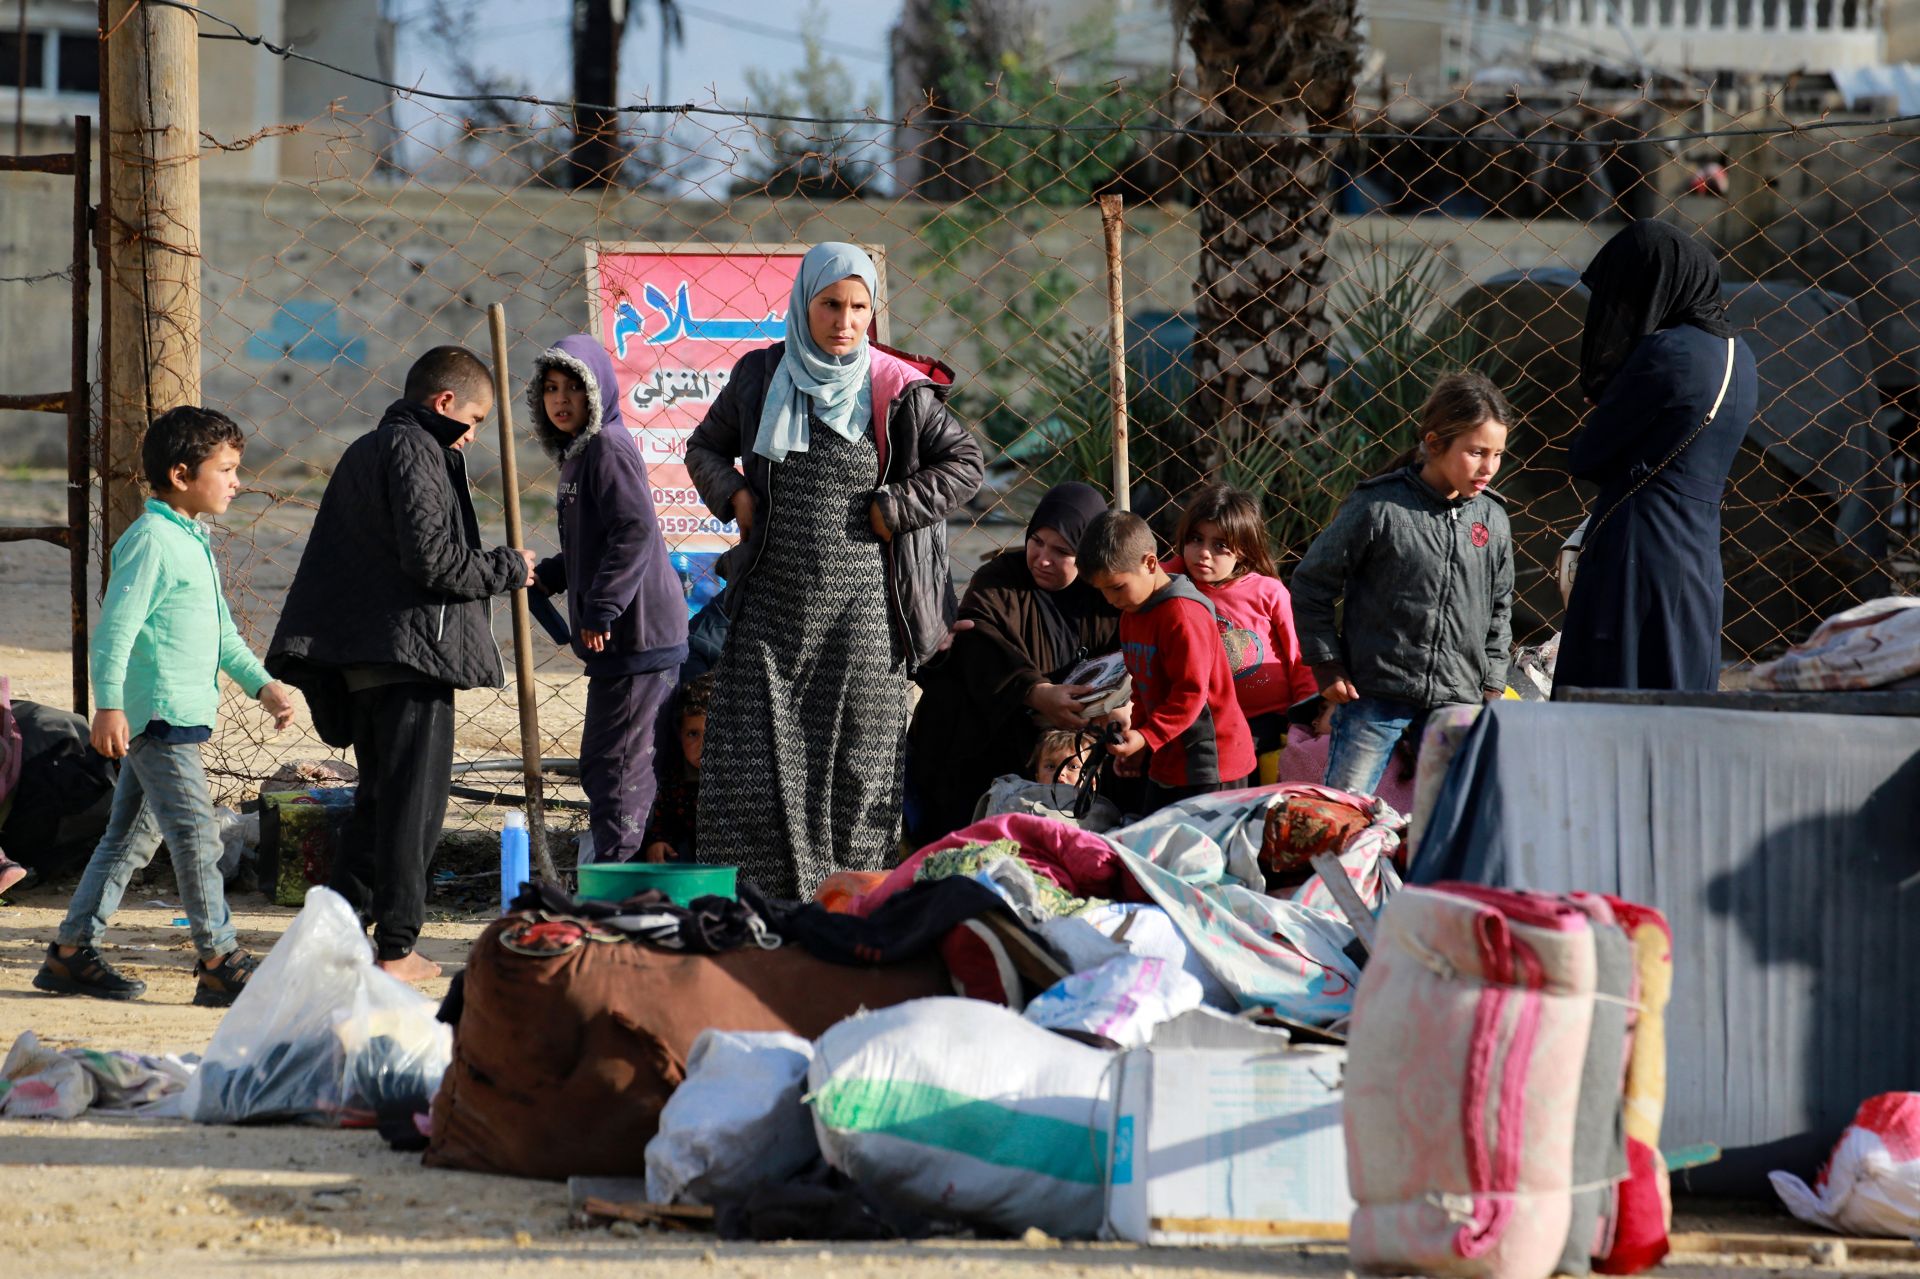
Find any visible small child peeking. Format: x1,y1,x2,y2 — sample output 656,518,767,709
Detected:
1290,371,1516,797
38,406,296,1007
529,334,690,865
1077,510,1255,812
1164,483,1319,765
642,671,713,864
1029,728,1087,788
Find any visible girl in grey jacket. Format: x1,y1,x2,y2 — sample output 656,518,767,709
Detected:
1290,372,1516,796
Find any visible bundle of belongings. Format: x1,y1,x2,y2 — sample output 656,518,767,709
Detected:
1344,884,1676,1277
425,782,1420,1245
1748,597,1920,691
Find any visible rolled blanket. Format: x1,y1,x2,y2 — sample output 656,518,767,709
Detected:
1346,884,1597,1279
1595,898,1673,1276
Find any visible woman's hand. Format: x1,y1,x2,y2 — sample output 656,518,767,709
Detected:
1313,661,1359,705
731,486,756,536
935,618,976,654
869,502,892,542
1026,681,1094,730
581,629,610,653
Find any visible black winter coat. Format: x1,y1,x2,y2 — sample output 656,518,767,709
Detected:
268,400,528,738
1291,467,1515,709
684,341,985,673
1556,324,1757,693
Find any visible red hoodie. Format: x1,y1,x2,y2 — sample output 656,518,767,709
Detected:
1121,575,1256,788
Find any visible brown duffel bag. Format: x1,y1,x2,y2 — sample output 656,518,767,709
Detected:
425,914,948,1181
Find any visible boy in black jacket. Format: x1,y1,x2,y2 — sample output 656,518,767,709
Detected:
268,346,535,982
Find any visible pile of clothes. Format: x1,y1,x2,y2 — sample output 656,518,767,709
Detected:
426,783,1407,1200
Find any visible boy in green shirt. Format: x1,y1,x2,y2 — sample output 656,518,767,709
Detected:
36,406,296,1007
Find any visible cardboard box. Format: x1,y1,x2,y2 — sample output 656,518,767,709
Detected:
1105,1010,1351,1246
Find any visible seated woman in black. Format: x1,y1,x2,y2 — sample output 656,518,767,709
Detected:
905,482,1116,845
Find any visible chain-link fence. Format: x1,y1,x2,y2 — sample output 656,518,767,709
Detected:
15,21,1917,823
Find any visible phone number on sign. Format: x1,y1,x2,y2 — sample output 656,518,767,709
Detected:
660,514,737,536
651,487,703,509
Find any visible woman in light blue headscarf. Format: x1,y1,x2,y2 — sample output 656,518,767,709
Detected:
685,242,985,898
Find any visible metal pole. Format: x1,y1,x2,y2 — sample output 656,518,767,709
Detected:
486,302,557,884
1098,193,1131,511
69,114,91,715
14,0,25,154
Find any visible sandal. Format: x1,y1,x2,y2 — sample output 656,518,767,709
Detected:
192,948,262,1008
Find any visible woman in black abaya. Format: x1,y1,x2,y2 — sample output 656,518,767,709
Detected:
1556,220,1758,694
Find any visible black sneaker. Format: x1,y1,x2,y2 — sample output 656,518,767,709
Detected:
192,948,261,1008
33,943,147,1000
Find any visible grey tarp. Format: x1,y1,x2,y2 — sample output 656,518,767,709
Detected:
1408,700,1920,1189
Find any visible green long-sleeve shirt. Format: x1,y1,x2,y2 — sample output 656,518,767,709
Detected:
92,498,271,730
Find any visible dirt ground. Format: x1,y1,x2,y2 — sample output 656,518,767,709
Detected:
6,476,1917,1278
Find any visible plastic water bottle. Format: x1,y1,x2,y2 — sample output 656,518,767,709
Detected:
500,810,530,915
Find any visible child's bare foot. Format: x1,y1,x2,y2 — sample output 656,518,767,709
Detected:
0,861,26,896
378,951,443,983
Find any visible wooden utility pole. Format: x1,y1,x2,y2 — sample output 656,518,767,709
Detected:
100,0,202,549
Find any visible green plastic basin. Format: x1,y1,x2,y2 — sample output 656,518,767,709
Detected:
575,862,738,906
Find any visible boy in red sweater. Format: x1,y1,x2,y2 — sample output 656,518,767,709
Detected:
1078,511,1255,811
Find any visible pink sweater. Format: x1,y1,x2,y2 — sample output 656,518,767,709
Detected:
1163,558,1319,719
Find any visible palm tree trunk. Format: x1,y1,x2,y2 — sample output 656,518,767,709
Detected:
1180,0,1359,469
571,0,625,189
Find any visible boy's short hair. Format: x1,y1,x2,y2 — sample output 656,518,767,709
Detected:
403,345,494,407
142,405,245,493
1029,729,1084,776
1076,510,1156,578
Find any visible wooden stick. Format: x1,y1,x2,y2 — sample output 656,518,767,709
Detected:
1098,193,1131,511
486,303,556,884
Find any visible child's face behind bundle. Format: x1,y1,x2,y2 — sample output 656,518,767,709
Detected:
1037,743,1083,787
542,370,590,435
680,712,706,772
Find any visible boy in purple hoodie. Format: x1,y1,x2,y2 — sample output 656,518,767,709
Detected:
528,334,689,863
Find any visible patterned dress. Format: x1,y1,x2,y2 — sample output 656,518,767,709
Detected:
697,420,908,899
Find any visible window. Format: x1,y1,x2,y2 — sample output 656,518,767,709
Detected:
56,32,96,93
0,32,46,90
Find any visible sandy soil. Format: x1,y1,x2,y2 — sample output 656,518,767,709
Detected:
6,475,1916,1278
1,892,1913,1279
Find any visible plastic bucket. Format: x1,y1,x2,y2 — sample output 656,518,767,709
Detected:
575,862,739,906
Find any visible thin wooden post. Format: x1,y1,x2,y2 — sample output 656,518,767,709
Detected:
486,303,557,883
101,0,201,551
69,114,92,715
1098,193,1131,511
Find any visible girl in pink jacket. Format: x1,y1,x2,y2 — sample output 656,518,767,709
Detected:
1163,484,1319,769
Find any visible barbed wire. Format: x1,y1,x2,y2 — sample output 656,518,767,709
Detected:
153,0,1920,148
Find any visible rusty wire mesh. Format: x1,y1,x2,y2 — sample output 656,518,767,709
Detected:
49,43,1919,821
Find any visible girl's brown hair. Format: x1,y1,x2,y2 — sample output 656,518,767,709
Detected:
1382,371,1512,473
1175,483,1277,580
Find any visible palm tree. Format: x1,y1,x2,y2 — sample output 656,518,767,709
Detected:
571,0,686,189
1175,0,1360,468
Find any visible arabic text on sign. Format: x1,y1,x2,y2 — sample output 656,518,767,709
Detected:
629,366,730,414
611,281,786,358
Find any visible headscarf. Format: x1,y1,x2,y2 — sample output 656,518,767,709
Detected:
1024,481,1109,556
1579,219,1734,401
753,242,878,463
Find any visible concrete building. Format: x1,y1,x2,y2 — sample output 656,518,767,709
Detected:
1371,0,1889,90
0,0,395,179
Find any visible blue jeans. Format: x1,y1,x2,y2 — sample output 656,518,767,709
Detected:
56,734,235,960
1323,697,1420,797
